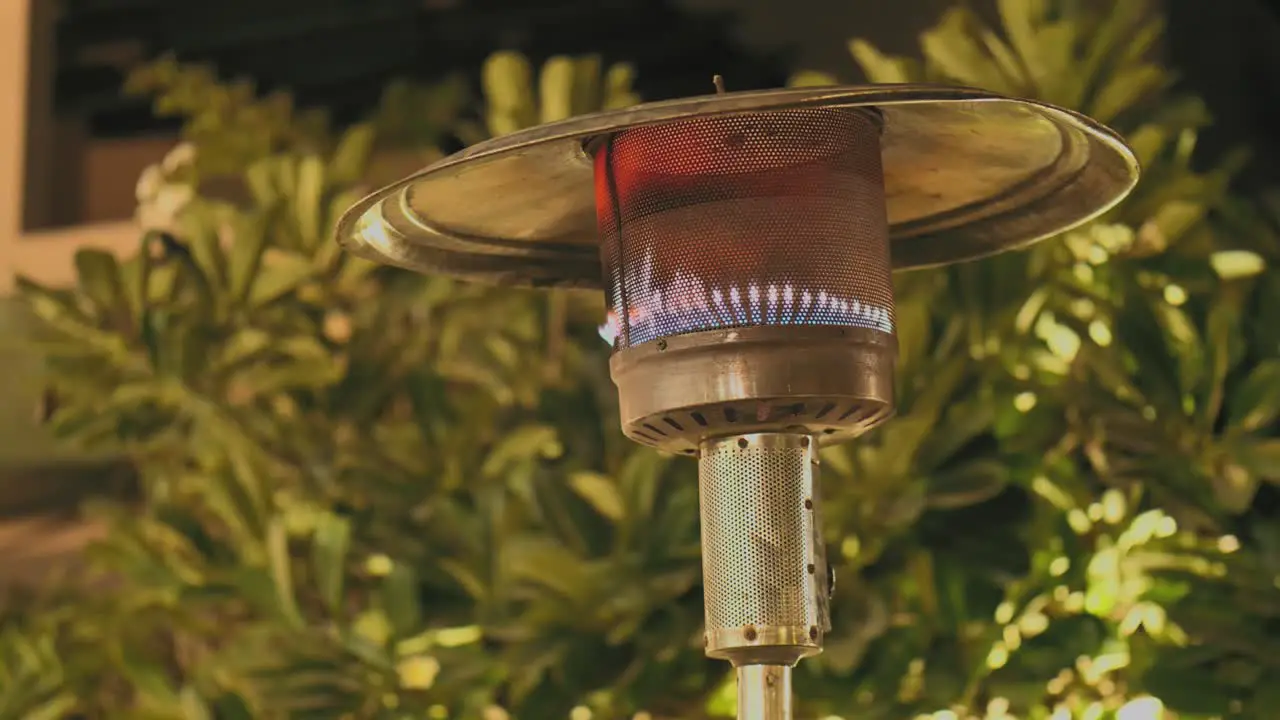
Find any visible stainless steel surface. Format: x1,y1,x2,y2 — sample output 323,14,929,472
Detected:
699,433,826,666
737,665,792,720
609,325,895,454
596,108,893,349
336,84,1140,287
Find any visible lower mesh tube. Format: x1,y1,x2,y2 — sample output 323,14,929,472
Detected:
699,433,829,667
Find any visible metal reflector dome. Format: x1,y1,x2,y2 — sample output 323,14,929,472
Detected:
336,84,1139,289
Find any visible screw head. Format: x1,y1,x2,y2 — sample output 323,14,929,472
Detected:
656,338,668,350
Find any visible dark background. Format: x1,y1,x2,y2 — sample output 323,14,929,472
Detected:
50,0,1280,192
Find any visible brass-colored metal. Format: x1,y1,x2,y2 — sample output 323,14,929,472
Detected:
737,665,792,720
336,84,1140,287
699,434,827,667
609,325,895,454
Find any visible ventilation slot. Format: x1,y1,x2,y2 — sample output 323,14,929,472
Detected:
663,417,684,432
642,423,668,437
776,403,805,419
690,411,709,427
838,404,867,422
814,402,836,420
723,407,739,423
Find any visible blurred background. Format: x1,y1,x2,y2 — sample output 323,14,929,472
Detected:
0,1,1278,718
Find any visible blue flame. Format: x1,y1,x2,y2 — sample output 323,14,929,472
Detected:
598,251,894,347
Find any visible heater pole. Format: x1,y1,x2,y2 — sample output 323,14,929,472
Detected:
737,664,792,719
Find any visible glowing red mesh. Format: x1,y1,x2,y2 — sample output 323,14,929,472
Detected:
593,108,896,349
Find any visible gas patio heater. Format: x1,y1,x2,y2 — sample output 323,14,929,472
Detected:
337,83,1138,719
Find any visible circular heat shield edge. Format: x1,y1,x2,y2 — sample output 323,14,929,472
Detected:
336,84,1140,288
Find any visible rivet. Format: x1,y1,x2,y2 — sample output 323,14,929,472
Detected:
800,436,810,448
804,499,813,510
807,563,816,574
737,438,749,449
744,626,758,641
809,626,818,641
656,338,668,351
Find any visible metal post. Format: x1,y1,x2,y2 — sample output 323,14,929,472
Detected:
737,664,792,719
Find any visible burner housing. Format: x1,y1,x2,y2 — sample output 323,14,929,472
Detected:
594,109,898,456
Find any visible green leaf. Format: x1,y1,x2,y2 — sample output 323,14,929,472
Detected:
569,55,602,116
921,9,1010,92
294,155,326,249
215,433,272,538
602,63,640,109
382,564,423,636
483,51,536,136
788,70,840,88
481,424,561,478
538,56,576,124
1090,63,1170,124
926,459,1009,510
312,511,351,615
179,687,213,720
849,40,918,83
504,537,587,600
176,203,227,293
209,692,254,720
244,157,279,207
249,251,314,306
328,122,376,186
1210,462,1258,513
267,518,305,629
995,0,1045,83
120,649,182,710
20,695,77,720
1211,250,1267,280
978,29,1026,89
211,328,272,370
227,212,269,303
1236,440,1280,483
18,277,134,364
73,248,125,319
1229,360,1280,432
568,472,625,522
618,449,669,527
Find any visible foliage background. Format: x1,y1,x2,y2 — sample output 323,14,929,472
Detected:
3,2,1279,719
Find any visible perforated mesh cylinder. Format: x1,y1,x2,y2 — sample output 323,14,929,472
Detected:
594,109,900,454
699,433,829,666
594,108,895,350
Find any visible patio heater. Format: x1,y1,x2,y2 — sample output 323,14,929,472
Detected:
336,84,1138,719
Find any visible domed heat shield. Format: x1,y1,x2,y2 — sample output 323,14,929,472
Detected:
595,108,897,453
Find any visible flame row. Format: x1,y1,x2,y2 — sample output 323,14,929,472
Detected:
599,254,893,346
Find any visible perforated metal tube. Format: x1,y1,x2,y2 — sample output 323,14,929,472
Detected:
699,433,829,666
595,108,895,349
